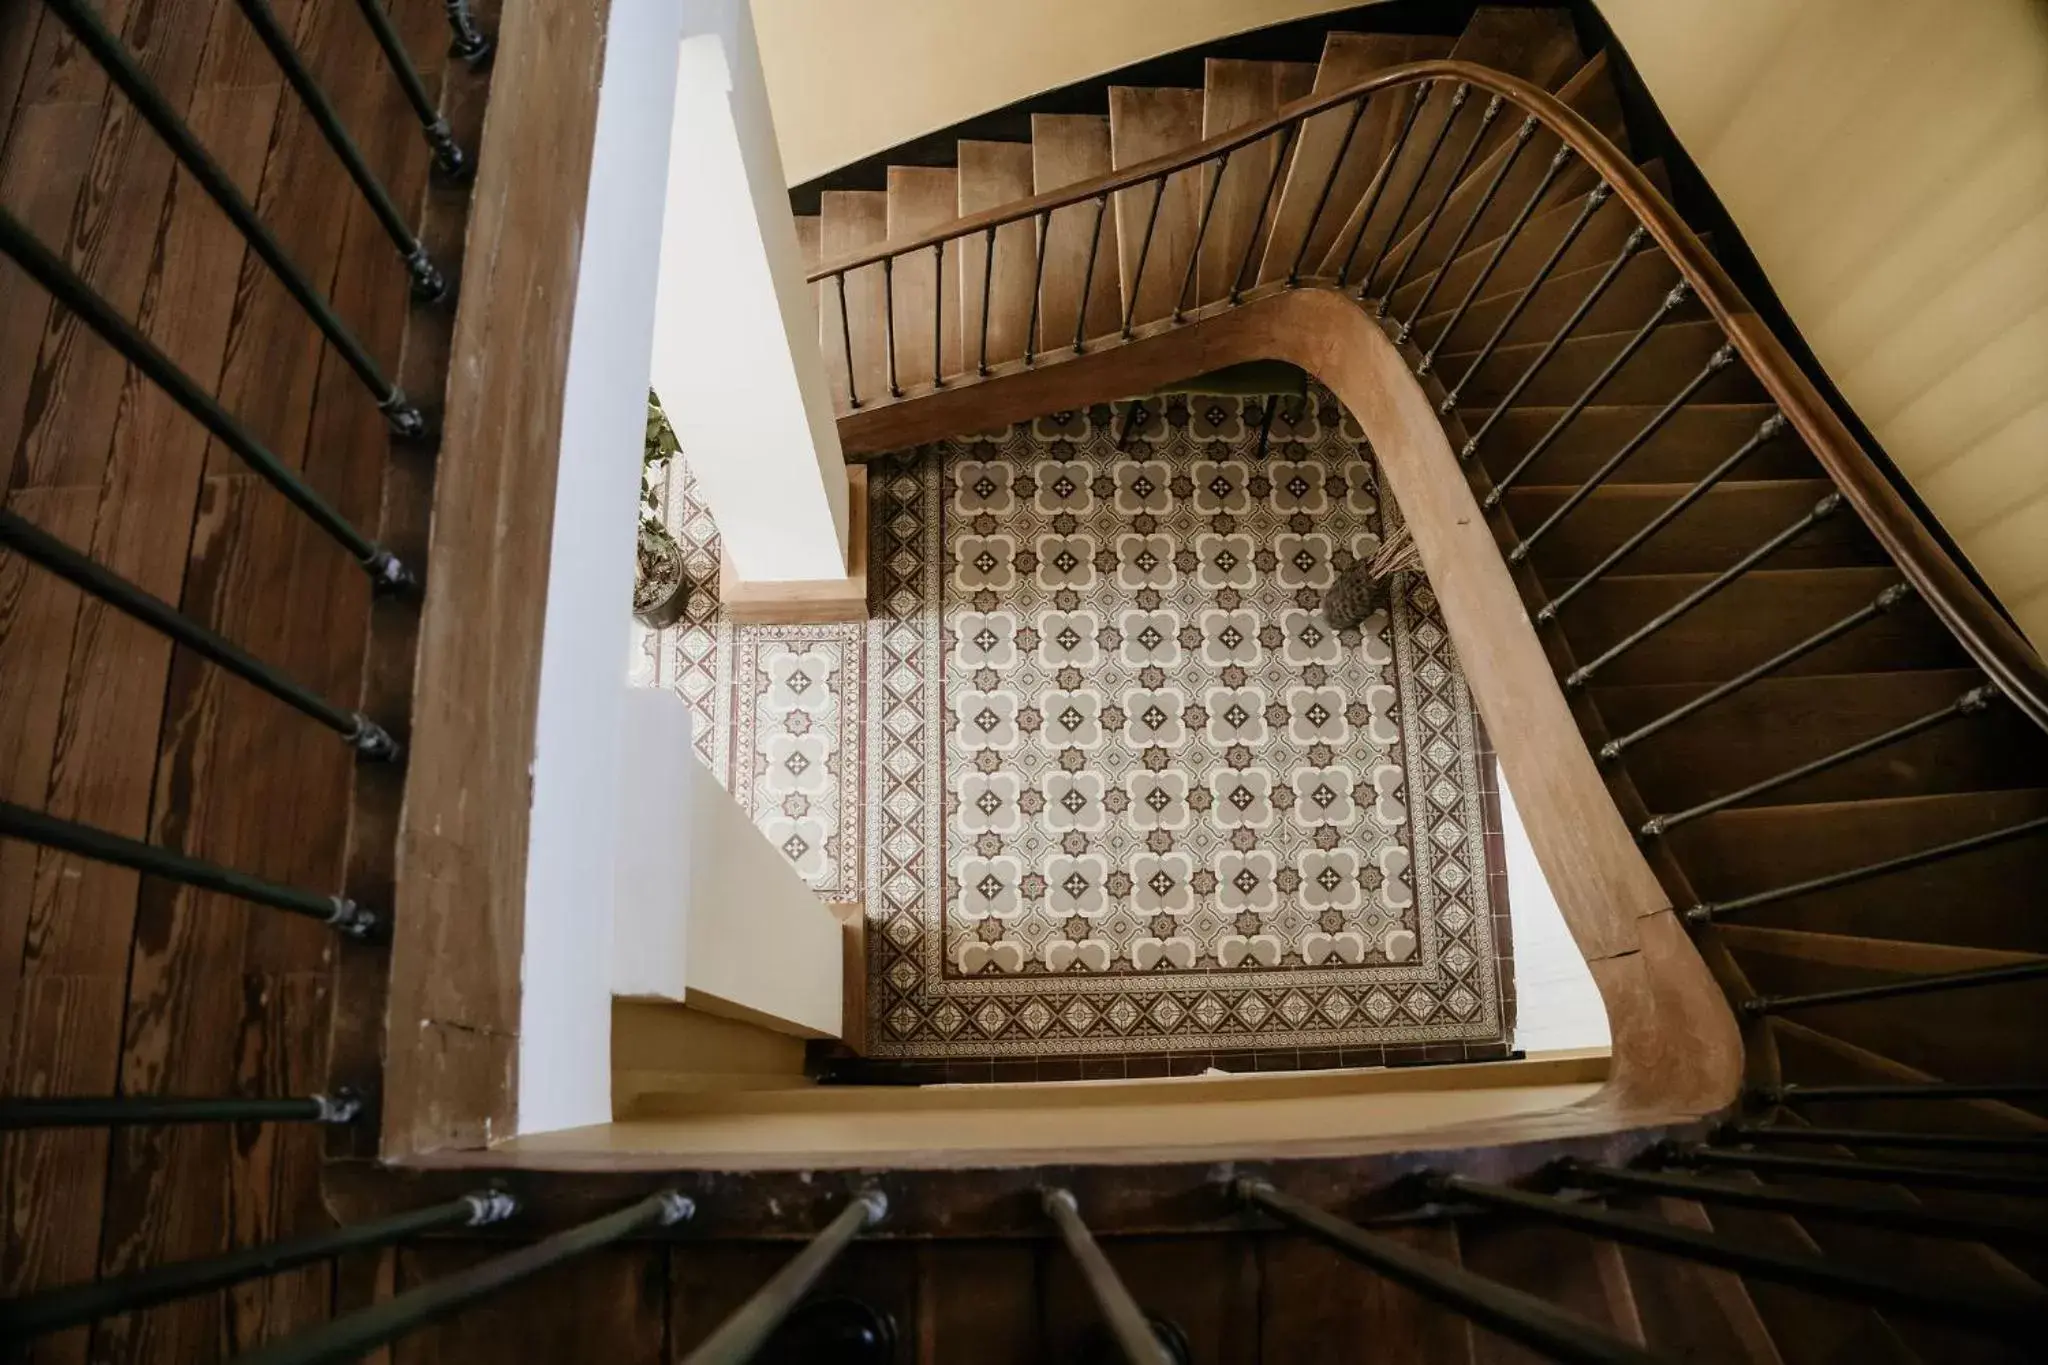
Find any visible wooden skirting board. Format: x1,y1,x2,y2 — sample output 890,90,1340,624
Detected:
719,465,870,623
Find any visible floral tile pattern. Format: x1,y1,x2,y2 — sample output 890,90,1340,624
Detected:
640,390,1506,1060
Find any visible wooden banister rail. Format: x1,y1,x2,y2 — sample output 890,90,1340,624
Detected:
806,58,2048,736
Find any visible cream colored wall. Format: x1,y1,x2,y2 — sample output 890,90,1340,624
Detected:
750,0,1362,184
1598,0,2048,646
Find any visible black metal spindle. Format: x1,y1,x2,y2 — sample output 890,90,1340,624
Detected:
1419,143,1573,373
1229,123,1298,305
1564,492,1845,690
231,0,447,301
1121,176,1169,339
0,800,379,937
0,209,415,586
1458,224,1650,462
1756,1080,2048,1105
1175,150,1231,321
1741,959,2048,1017
1495,293,1715,526
1357,83,1471,298
1336,82,1432,289
1601,582,1916,759
1027,208,1052,361
349,0,470,176
977,225,996,375
931,239,945,388
1640,683,2002,837
37,0,430,437
1431,1174,2046,1340
1074,194,1110,352
1438,182,1612,413
1685,811,2048,924
1664,1143,2048,1197
443,0,492,63
1556,1161,2048,1247
1044,1189,1177,1365
1375,90,1499,313
0,1091,359,1129
834,271,861,408
680,1191,887,1365
3,1191,515,1341
236,1191,693,1365
0,509,398,760
1399,114,1536,342
1720,1123,2048,1156
1542,413,1789,622
883,256,901,397
1287,95,1369,284
1238,1180,1659,1365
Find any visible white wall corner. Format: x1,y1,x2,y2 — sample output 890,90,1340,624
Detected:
653,0,849,583
518,0,684,1138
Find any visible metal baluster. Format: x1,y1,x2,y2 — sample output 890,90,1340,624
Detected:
1438,182,1612,412
1555,1161,2048,1248
1490,309,1722,506
1663,1143,2048,1197
835,271,861,408
1720,1123,2048,1157
1741,959,2048,1017
931,239,945,388
977,225,996,375
1026,209,1051,361
1175,150,1231,321
1400,114,1537,342
1685,812,2048,924
1,509,399,760
37,0,429,438
1074,193,1110,352
0,800,380,937
1229,123,1298,304
1756,1080,2048,1105
1640,684,2003,838
1564,493,1845,690
0,1091,359,1129
443,0,492,63
1599,582,1916,760
1122,176,1168,338
5,1191,515,1342
1287,95,1369,283
1336,82,1432,289
1237,1180,1659,1365
235,1192,693,1365
1458,224,1652,463
1357,83,1470,298
1375,90,1499,313
232,0,447,300
0,210,415,584
680,1191,888,1365
1430,1174,2046,1341
883,256,901,397
1542,413,1790,622
349,0,470,176
1043,1189,1177,1365
1419,143,1573,373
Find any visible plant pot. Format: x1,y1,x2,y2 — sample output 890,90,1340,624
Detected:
633,521,689,628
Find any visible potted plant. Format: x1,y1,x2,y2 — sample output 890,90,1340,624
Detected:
633,388,690,627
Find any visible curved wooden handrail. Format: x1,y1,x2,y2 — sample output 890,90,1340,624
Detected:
807,57,2048,735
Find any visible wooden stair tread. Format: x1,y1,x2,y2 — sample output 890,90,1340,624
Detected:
1503,477,1884,577
1415,247,1703,362
1031,112,1123,351
1444,317,1766,407
1771,1016,2048,1131
1464,402,1817,485
1108,86,1204,328
957,139,1037,369
886,165,962,389
1195,58,1315,306
1257,32,1457,287
818,189,888,408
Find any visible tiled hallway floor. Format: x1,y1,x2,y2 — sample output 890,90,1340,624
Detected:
637,390,1512,1076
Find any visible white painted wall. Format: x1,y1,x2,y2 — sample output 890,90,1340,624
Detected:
653,0,849,583
1499,764,1612,1054
611,689,697,1002
518,0,683,1137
